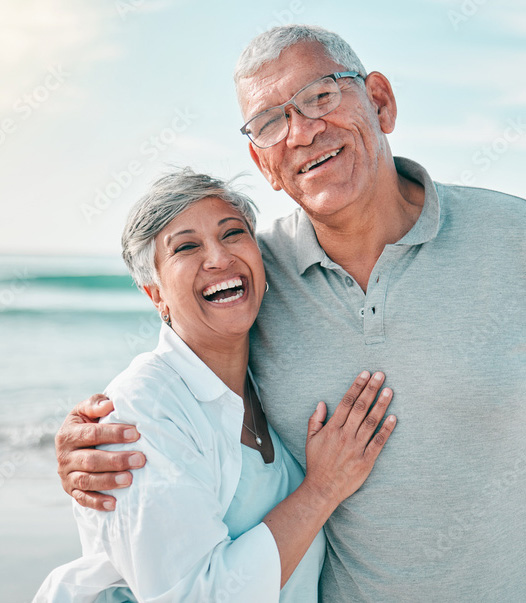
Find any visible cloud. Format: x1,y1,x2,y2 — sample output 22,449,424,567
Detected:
492,90,526,107
0,0,174,118
490,10,526,36
394,113,526,152
0,1,141,114
132,0,175,14
0,1,115,67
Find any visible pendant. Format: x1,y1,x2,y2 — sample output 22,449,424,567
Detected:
256,436,263,447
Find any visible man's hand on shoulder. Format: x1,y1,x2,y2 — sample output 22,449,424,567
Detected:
55,394,146,511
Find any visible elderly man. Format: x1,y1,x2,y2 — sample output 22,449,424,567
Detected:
56,25,525,601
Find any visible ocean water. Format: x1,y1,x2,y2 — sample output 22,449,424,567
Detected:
0,254,167,600
0,254,161,480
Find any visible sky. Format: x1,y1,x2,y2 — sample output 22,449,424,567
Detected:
1,0,525,256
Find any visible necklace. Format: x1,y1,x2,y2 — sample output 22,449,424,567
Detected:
243,380,262,447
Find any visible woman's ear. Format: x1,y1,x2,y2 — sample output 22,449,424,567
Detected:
143,284,164,312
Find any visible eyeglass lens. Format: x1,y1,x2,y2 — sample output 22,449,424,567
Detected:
246,76,342,148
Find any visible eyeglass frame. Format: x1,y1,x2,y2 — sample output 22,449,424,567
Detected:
240,71,364,149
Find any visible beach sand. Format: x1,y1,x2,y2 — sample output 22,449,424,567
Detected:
0,449,81,603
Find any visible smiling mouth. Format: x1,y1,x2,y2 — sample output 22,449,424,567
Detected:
299,148,342,174
202,277,246,304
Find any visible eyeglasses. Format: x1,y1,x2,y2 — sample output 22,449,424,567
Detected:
240,71,363,149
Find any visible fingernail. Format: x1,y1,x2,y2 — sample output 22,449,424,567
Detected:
387,415,396,423
123,428,137,440
103,500,115,510
97,398,108,405
115,473,130,485
129,453,144,467
373,372,384,381
360,371,369,379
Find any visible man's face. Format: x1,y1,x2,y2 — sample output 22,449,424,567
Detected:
238,41,396,224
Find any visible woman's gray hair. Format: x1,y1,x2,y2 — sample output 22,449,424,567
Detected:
234,24,367,93
122,168,258,288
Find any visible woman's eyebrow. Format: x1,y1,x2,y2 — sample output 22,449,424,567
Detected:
164,229,195,246
218,217,246,226
164,218,245,246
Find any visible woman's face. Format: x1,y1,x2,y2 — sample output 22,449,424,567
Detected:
145,197,266,350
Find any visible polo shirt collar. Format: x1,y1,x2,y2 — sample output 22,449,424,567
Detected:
153,322,230,402
295,156,441,275
295,209,327,275
393,157,441,246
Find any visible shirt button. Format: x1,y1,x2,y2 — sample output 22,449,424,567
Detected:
359,307,365,318
345,277,353,287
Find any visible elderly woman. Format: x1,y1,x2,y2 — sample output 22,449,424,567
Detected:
35,169,396,602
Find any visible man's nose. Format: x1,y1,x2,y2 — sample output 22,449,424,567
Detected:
202,242,235,270
285,107,326,147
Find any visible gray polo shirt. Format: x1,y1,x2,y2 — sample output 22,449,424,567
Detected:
250,157,526,602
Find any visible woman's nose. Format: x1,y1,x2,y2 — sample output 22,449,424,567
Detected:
202,243,235,270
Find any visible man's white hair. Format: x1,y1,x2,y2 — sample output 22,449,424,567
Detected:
234,24,367,95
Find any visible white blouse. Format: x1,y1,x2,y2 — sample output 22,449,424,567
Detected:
34,323,325,602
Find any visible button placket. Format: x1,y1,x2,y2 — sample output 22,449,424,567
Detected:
363,245,410,344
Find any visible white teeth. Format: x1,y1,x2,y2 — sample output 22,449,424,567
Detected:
300,148,341,173
209,290,244,304
203,277,242,298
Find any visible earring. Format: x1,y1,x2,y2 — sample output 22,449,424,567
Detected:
161,312,172,327
265,282,269,293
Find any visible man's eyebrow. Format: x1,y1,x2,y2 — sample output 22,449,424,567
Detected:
248,102,271,118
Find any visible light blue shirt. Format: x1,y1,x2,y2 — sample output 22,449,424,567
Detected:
34,323,325,602
224,423,325,602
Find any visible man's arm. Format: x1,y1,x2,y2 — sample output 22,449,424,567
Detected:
55,394,145,511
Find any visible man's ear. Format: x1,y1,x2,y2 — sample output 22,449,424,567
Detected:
364,71,397,135
249,143,282,191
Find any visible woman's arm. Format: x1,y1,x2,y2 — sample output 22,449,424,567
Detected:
264,371,395,587
73,371,394,600
76,402,283,602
